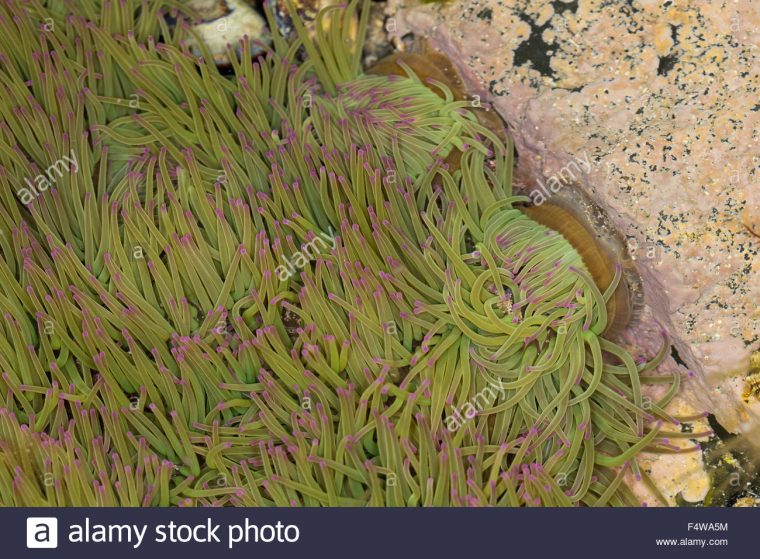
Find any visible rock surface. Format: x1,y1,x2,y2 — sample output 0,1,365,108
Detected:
189,0,268,65
386,0,760,437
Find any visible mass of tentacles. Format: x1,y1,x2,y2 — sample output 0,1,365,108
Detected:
0,0,701,506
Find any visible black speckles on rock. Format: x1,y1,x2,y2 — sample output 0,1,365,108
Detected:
513,12,556,79
476,7,493,22
657,24,681,76
551,0,578,14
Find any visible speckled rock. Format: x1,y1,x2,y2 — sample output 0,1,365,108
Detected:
188,0,269,65
386,0,760,438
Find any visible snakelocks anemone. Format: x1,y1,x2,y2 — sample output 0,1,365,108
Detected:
0,0,706,506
